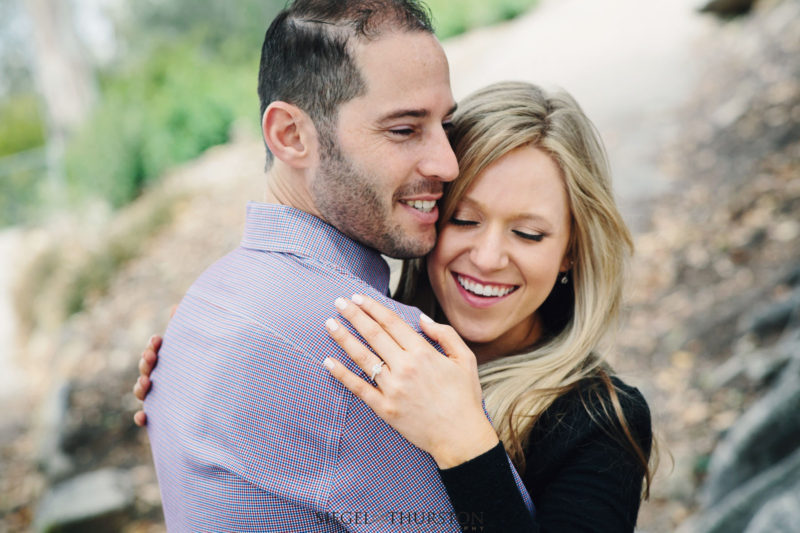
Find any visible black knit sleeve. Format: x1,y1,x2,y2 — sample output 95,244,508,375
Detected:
438,442,539,532
438,379,652,533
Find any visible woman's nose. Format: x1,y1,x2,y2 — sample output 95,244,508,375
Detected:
469,229,509,272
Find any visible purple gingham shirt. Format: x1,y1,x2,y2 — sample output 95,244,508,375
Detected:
146,202,533,531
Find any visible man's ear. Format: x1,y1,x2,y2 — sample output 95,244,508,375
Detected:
262,102,318,168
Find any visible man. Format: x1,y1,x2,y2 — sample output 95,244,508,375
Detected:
144,1,531,530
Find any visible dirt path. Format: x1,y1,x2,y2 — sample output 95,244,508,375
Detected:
444,0,714,230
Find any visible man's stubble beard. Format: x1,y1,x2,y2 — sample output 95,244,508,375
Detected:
311,128,436,259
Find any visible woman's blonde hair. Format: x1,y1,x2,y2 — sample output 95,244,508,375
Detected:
397,81,652,494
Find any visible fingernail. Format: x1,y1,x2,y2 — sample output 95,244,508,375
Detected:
149,335,157,345
325,318,339,331
420,313,434,324
351,294,364,305
335,297,348,310
323,358,335,370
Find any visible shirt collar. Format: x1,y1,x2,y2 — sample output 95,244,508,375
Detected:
241,202,390,294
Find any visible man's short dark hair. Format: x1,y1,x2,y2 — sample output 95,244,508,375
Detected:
257,0,435,167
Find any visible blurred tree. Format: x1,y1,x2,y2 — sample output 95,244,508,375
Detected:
0,0,35,96
23,0,96,139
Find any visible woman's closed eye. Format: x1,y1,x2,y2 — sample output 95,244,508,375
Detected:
512,229,545,242
450,217,478,226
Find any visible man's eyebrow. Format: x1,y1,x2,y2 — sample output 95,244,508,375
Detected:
379,104,458,122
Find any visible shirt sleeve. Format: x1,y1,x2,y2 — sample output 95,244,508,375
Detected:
438,382,652,533
438,442,539,532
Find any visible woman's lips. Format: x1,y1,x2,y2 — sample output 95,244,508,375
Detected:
451,272,518,308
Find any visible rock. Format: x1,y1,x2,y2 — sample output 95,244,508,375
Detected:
35,380,74,481
741,288,800,341
678,447,800,533
744,482,800,532
701,369,800,506
34,468,135,533
783,264,800,287
699,0,759,17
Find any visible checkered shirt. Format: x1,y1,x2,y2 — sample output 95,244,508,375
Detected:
146,202,533,531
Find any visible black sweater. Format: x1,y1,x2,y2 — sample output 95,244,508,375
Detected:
438,378,652,532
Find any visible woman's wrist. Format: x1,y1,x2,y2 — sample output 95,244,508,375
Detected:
431,418,500,469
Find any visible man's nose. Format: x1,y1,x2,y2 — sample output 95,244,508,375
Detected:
420,126,459,182
469,229,509,272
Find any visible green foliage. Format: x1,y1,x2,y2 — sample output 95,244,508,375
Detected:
66,42,254,207
0,93,45,156
426,0,539,39
121,0,282,64
0,93,47,226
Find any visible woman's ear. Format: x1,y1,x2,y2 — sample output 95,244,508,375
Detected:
262,102,318,169
560,255,573,273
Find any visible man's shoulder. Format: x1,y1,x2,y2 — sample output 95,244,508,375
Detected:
182,246,421,336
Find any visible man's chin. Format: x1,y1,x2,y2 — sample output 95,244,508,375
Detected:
379,228,436,259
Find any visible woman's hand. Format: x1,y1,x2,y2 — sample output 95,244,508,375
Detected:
323,294,499,469
132,334,162,426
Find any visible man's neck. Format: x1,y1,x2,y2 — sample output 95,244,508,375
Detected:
264,166,323,220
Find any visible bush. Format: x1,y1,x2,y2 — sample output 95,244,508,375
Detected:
0,93,45,156
427,0,539,39
0,93,47,226
65,42,254,208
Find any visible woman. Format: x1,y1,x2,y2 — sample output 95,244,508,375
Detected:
135,81,654,531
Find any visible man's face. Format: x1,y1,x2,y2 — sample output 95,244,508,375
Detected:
310,31,459,259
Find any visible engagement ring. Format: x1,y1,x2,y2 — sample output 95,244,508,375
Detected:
370,361,385,381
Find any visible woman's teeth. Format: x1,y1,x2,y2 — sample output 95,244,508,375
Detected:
457,275,516,297
402,200,436,213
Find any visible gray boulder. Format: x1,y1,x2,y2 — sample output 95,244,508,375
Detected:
34,468,135,533
699,0,758,17
744,482,800,532
701,369,800,506
678,447,800,533
35,380,74,481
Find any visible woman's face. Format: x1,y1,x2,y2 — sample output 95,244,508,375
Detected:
427,145,572,362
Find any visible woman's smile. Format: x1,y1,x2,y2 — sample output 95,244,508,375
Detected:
452,272,519,308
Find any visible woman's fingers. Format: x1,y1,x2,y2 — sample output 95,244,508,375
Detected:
325,317,387,381
419,314,476,367
139,334,161,377
139,349,156,377
133,375,150,401
323,357,383,410
334,297,404,365
133,410,147,427
149,334,163,351
350,294,423,351
133,333,163,427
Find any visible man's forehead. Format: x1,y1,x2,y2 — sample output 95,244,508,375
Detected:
349,31,455,116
